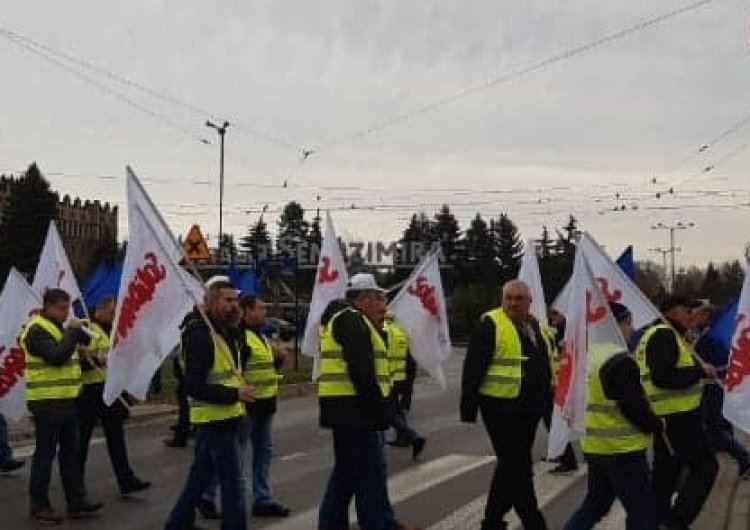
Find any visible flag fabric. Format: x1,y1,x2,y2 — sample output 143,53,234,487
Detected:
518,238,548,327
82,260,124,309
547,250,630,458
722,263,750,434
615,245,636,281
0,268,42,420
389,249,452,389
103,167,204,405
705,298,739,363
553,233,661,329
32,220,83,307
301,212,348,364
227,262,258,295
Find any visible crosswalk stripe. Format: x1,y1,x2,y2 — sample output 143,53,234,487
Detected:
428,462,587,530
13,436,106,459
265,454,495,530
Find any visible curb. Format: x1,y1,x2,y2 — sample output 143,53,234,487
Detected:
8,381,317,445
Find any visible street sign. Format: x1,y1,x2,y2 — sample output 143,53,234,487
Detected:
182,224,211,261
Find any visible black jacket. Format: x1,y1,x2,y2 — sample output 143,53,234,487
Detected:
318,300,392,431
24,316,90,414
461,312,551,422
180,308,249,430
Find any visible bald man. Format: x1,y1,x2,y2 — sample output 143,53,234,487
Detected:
461,280,552,530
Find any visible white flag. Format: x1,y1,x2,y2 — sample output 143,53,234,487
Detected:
547,249,629,458
103,168,202,405
0,268,42,420
553,232,660,329
723,259,750,434
32,220,83,306
389,250,452,389
518,238,548,327
301,212,348,364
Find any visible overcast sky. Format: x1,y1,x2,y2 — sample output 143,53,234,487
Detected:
2,0,750,270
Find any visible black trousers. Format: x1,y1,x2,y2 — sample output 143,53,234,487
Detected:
173,358,190,439
480,402,548,530
78,383,135,489
653,412,718,527
28,402,85,513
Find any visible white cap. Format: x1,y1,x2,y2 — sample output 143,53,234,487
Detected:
205,275,231,288
346,273,386,293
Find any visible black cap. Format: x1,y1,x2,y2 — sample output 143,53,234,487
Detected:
660,294,690,312
608,301,631,323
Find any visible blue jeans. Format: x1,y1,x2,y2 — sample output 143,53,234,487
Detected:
319,429,399,530
248,413,273,506
564,452,656,530
165,427,247,530
0,413,13,464
391,406,418,444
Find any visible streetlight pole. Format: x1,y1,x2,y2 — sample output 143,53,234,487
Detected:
651,221,694,293
206,120,230,259
649,247,675,287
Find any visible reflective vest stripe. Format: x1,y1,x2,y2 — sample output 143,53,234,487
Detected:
79,320,108,385
189,334,245,424
385,321,409,382
244,330,280,400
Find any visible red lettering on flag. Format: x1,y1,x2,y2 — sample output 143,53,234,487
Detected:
726,313,750,392
554,341,573,408
317,257,339,284
586,290,607,323
596,277,622,303
407,275,438,317
113,252,167,347
0,345,24,397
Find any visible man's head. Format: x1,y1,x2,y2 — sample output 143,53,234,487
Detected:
501,280,532,322
239,294,267,327
689,299,714,331
93,295,116,326
346,273,387,327
660,294,692,328
42,288,71,325
609,301,633,343
205,279,240,327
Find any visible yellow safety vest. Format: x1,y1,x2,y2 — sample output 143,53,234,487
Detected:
635,323,703,416
580,345,653,455
318,308,391,398
479,309,552,399
243,329,281,400
21,315,82,401
385,320,409,383
189,334,246,424
79,320,109,385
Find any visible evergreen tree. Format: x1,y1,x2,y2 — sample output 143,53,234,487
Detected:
538,225,554,259
432,204,461,290
276,201,309,259
0,163,59,281
492,213,523,282
458,213,498,285
240,218,272,262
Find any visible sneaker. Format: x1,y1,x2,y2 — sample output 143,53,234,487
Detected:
252,502,290,517
550,463,578,475
197,499,221,520
120,477,152,495
30,507,64,526
67,500,104,519
412,437,426,461
0,458,24,472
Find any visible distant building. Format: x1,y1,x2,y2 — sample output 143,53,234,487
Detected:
0,174,118,271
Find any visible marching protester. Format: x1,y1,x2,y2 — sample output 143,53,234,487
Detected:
317,273,421,530
0,412,24,473
165,278,255,530
21,288,104,525
636,295,718,530
564,302,664,530
689,299,750,478
77,295,151,496
384,311,426,460
461,279,551,530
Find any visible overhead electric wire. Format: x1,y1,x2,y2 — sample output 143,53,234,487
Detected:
310,0,713,152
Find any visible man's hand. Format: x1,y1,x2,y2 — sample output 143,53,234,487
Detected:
66,317,84,329
237,385,256,404
701,362,718,379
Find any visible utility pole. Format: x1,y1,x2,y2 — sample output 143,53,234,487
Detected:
649,247,675,287
206,120,230,260
651,221,694,293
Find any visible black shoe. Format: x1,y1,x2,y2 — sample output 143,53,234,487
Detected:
30,507,65,526
67,500,104,519
252,502,290,517
120,477,152,495
387,438,410,448
0,458,24,472
164,437,188,448
412,437,426,461
197,499,221,520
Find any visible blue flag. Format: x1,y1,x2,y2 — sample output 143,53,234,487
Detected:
227,263,258,295
703,298,739,366
82,260,124,310
615,246,635,281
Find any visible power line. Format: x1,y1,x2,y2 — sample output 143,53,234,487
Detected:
310,0,713,152
0,26,300,152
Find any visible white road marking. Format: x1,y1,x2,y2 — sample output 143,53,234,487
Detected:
279,451,307,462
